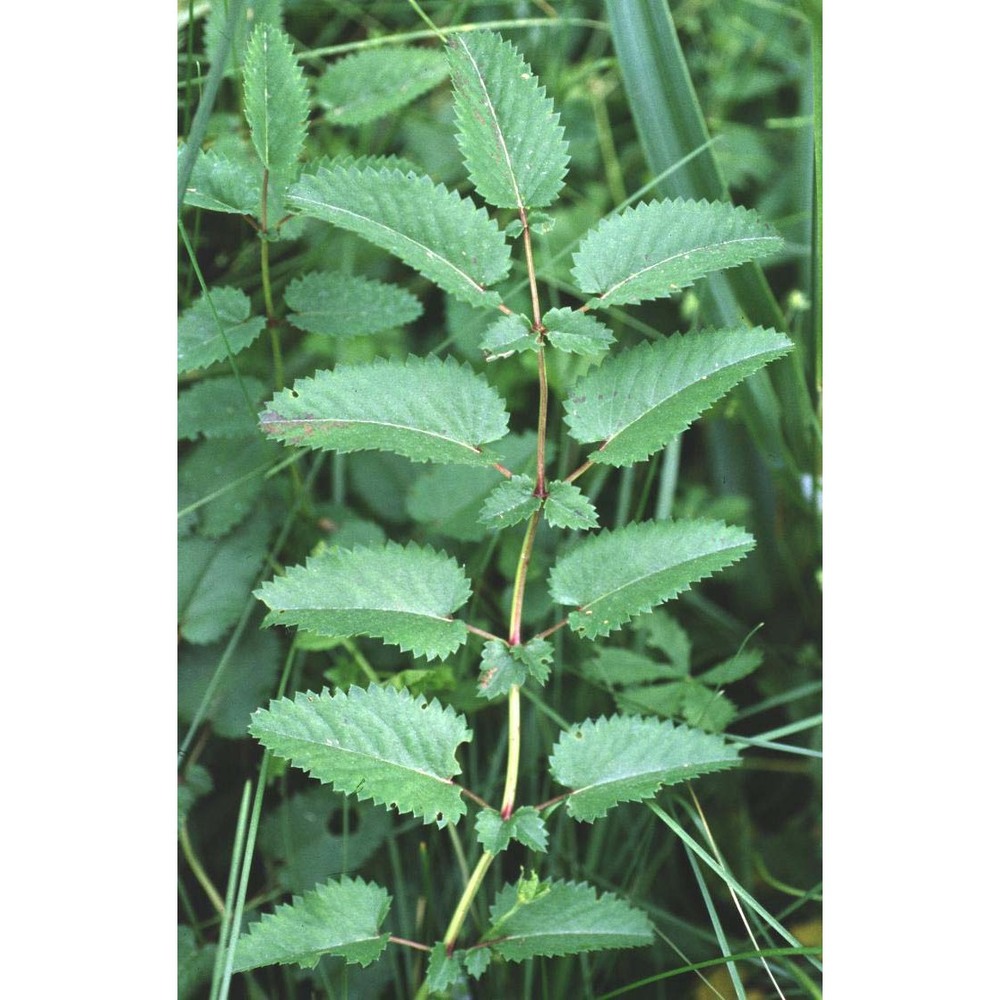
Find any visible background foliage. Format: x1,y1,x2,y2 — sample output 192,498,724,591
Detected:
178,1,821,997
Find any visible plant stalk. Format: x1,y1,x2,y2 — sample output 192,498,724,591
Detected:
508,508,541,647
442,850,495,954
500,684,521,819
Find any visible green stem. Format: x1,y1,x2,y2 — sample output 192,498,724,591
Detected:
179,819,225,915
522,208,543,329
535,347,549,491
500,684,521,819
442,850,495,954
259,168,284,392
508,509,541,647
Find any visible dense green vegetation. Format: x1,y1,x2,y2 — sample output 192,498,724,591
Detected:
178,2,821,997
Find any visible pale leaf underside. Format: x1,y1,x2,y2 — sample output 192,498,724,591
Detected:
549,714,741,821
448,30,569,210
287,166,511,308
571,198,783,307
255,541,472,660
484,879,653,961
259,355,510,467
564,328,793,466
248,684,473,827
548,519,755,638
232,875,391,971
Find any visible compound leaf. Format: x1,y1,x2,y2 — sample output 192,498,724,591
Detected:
448,30,569,209
232,875,391,972
284,272,423,337
287,166,511,308
541,308,614,358
249,684,472,827
548,520,755,639
477,637,553,700
259,356,509,468
464,948,491,979
426,944,464,993
549,714,741,821
572,198,783,307
478,475,540,529
316,47,449,126
178,287,266,374
476,807,549,854
256,541,471,661
564,328,793,466
484,878,653,960
699,648,764,685
243,23,309,174
543,480,598,530
481,313,537,360
617,681,738,734
584,649,680,690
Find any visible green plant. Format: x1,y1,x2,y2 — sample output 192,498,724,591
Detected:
179,4,821,998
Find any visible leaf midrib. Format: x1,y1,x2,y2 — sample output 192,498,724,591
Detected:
278,730,458,786
595,346,784,451
288,191,490,297
453,35,524,211
572,543,749,613
267,414,486,456
598,233,781,302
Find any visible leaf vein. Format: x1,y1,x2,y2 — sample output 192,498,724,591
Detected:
288,194,488,295
598,234,778,302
